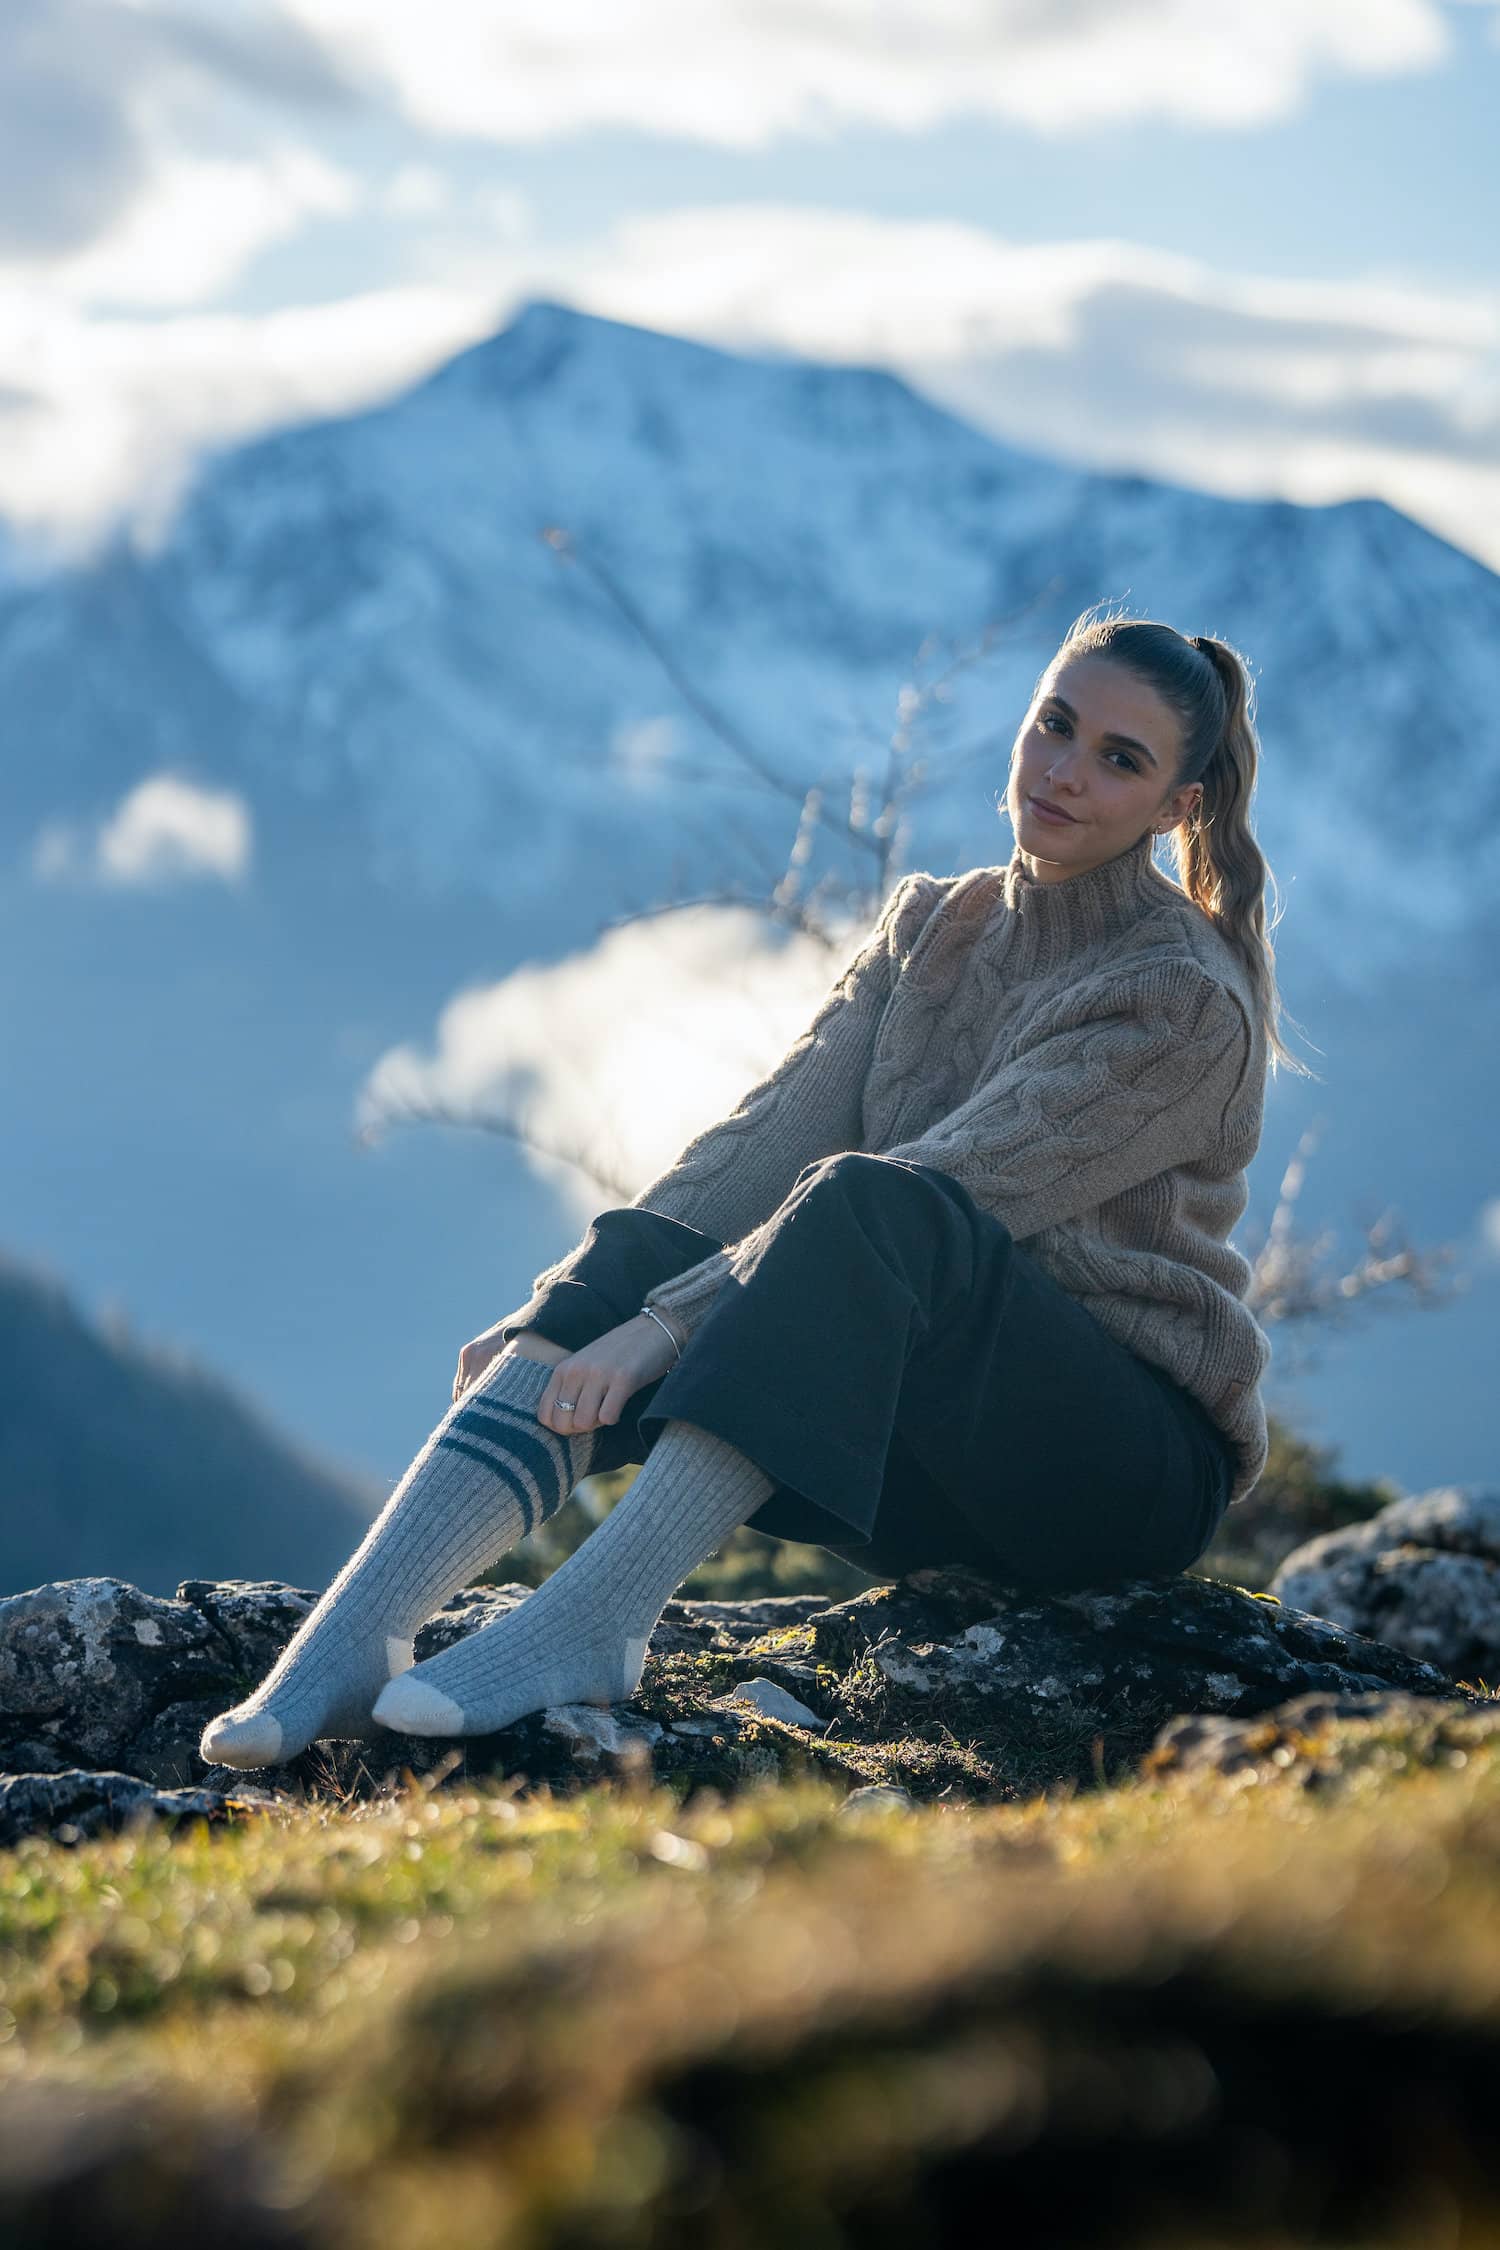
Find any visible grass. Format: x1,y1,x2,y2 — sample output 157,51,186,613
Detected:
2,1693,1499,2247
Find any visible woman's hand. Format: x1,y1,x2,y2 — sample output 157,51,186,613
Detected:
452,1317,519,1403
452,1311,685,1433
530,1312,684,1435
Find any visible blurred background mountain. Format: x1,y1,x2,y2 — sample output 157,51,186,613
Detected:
0,1248,375,1593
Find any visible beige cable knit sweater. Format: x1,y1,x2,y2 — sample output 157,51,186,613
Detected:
507,826,1274,1508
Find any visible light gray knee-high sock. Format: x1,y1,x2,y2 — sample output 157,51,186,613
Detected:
199,1352,600,1769
372,1417,775,1738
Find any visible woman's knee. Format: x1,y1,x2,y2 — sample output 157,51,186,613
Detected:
793,1150,880,1190
805,1151,1009,1232
795,1149,978,1208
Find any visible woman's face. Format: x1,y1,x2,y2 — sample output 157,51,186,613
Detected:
1006,652,1202,882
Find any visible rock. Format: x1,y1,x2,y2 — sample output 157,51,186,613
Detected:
539,1704,665,1767
1269,1486,1500,1683
0,1579,236,1770
818,1564,1468,1726
1,1561,1490,1811
125,1698,238,1790
1144,1687,1500,1788
713,1677,824,1728
837,1783,917,1816
412,1584,530,1658
174,1579,318,1680
0,1768,280,1848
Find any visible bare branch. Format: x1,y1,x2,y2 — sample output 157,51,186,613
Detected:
354,1089,637,1204
542,522,1048,923
1239,1119,1466,1341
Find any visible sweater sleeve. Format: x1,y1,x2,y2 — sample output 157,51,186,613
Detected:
877,968,1251,1246
501,872,945,1347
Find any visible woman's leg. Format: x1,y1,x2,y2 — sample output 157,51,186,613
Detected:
371,1152,1232,1745
626,1151,1230,1590
373,1417,776,1736
199,1208,733,1769
199,1348,605,1767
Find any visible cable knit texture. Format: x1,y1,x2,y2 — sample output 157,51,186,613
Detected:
503,828,1273,1509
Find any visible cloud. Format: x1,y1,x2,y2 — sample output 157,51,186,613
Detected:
21,142,361,309
277,0,1449,146
356,896,871,1223
0,0,357,263
2,200,1498,582
33,772,253,888
572,203,1500,570
0,279,504,565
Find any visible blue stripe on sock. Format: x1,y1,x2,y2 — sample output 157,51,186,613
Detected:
463,1395,566,1449
437,1433,539,1538
458,1401,577,1519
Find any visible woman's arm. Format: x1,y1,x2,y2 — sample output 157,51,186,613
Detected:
497,870,947,1344
877,967,1253,1244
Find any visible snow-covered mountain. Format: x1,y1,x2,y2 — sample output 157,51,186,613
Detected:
11,297,1500,946
1,299,1495,1556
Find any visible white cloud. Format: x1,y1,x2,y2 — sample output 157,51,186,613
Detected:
0,279,507,567
278,0,1449,145
0,0,359,267
356,897,870,1222
33,772,253,888
571,203,1500,571
14,142,360,310
2,200,1498,584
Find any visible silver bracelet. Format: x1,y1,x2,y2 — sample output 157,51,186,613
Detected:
640,1303,683,1365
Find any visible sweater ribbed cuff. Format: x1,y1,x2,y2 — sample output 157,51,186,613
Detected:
641,1245,739,1339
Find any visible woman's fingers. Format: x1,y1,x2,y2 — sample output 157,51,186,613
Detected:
541,1360,589,1433
533,1326,668,1433
453,1346,490,1402
596,1375,629,1427
553,1366,620,1435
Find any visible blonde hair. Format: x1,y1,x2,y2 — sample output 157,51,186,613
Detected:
1044,603,1317,1081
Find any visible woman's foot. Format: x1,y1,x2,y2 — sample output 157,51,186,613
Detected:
373,1415,775,1740
198,1351,600,1769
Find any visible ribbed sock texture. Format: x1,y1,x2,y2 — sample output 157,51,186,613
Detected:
372,1417,775,1738
199,1352,599,1768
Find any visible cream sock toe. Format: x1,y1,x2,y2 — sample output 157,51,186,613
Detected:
199,1706,286,1770
371,1674,465,1736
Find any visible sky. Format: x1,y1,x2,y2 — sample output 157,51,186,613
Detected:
2,0,1497,574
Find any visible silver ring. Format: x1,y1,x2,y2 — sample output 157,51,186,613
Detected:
558,1399,576,1410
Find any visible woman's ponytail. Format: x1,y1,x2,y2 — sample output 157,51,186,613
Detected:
1048,605,1316,1080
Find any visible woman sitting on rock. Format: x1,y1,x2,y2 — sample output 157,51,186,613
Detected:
202,607,1307,1770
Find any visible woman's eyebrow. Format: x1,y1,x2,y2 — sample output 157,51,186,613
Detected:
1043,693,1161,770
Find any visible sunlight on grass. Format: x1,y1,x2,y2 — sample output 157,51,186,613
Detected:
2,1701,1498,2245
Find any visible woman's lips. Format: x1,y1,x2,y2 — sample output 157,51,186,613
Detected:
1028,795,1078,825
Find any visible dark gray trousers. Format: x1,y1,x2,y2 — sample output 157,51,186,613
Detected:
503,1151,1235,1588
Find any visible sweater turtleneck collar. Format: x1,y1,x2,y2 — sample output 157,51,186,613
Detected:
999,823,1164,964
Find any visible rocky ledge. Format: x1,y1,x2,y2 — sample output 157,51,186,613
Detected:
1,1558,1494,1845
